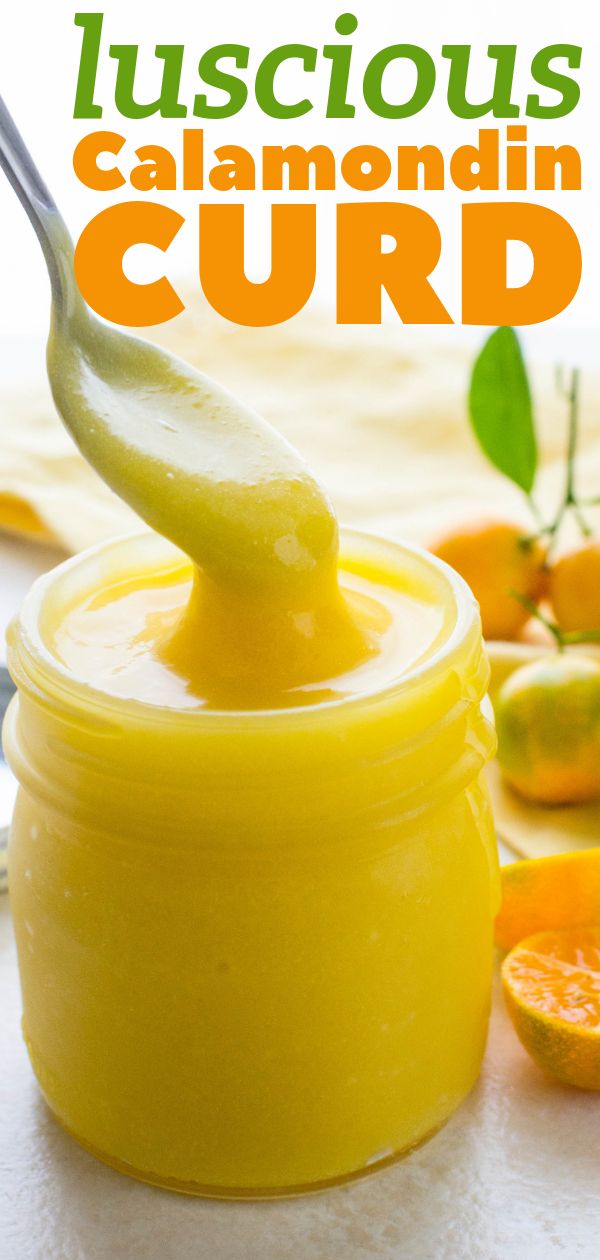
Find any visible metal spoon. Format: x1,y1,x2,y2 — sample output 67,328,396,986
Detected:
0,96,338,597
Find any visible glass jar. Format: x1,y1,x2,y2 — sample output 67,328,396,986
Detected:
4,529,499,1198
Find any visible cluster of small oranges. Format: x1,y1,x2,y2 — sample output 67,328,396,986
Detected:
441,525,600,1087
429,520,600,806
430,518,600,643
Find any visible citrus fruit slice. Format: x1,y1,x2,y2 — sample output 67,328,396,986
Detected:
502,927,600,1090
495,848,600,951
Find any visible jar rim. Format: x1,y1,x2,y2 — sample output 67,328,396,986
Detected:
7,526,484,733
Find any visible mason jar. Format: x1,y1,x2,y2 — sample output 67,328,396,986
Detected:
4,529,499,1197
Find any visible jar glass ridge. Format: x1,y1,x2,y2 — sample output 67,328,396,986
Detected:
5,528,500,1197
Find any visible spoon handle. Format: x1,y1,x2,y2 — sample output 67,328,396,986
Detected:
0,95,72,303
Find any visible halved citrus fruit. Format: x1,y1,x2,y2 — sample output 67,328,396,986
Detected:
502,927,600,1090
495,848,600,952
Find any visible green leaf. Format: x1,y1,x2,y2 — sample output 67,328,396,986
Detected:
468,326,538,494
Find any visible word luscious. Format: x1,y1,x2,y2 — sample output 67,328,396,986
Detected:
75,13,581,122
72,12,584,328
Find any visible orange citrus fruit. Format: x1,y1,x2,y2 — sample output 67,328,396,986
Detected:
494,653,600,804
549,540,600,633
430,519,546,641
495,849,600,951
502,927,600,1090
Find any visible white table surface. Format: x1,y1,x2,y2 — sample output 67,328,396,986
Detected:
1,542,600,1260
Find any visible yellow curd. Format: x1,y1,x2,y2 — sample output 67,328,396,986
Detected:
6,527,499,1196
1,127,501,1197
0,221,499,1194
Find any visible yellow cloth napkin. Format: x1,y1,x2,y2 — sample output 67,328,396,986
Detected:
2,304,600,858
2,306,600,553
0,387,137,551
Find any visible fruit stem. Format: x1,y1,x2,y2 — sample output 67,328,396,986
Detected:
509,591,565,650
561,630,600,645
509,589,600,653
564,369,592,537
521,365,598,550
543,368,592,556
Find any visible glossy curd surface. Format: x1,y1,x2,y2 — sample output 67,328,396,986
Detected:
48,548,448,711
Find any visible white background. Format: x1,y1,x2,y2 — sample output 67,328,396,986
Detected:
0,0,598,372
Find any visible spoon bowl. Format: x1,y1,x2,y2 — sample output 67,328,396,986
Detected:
0,96,338,595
